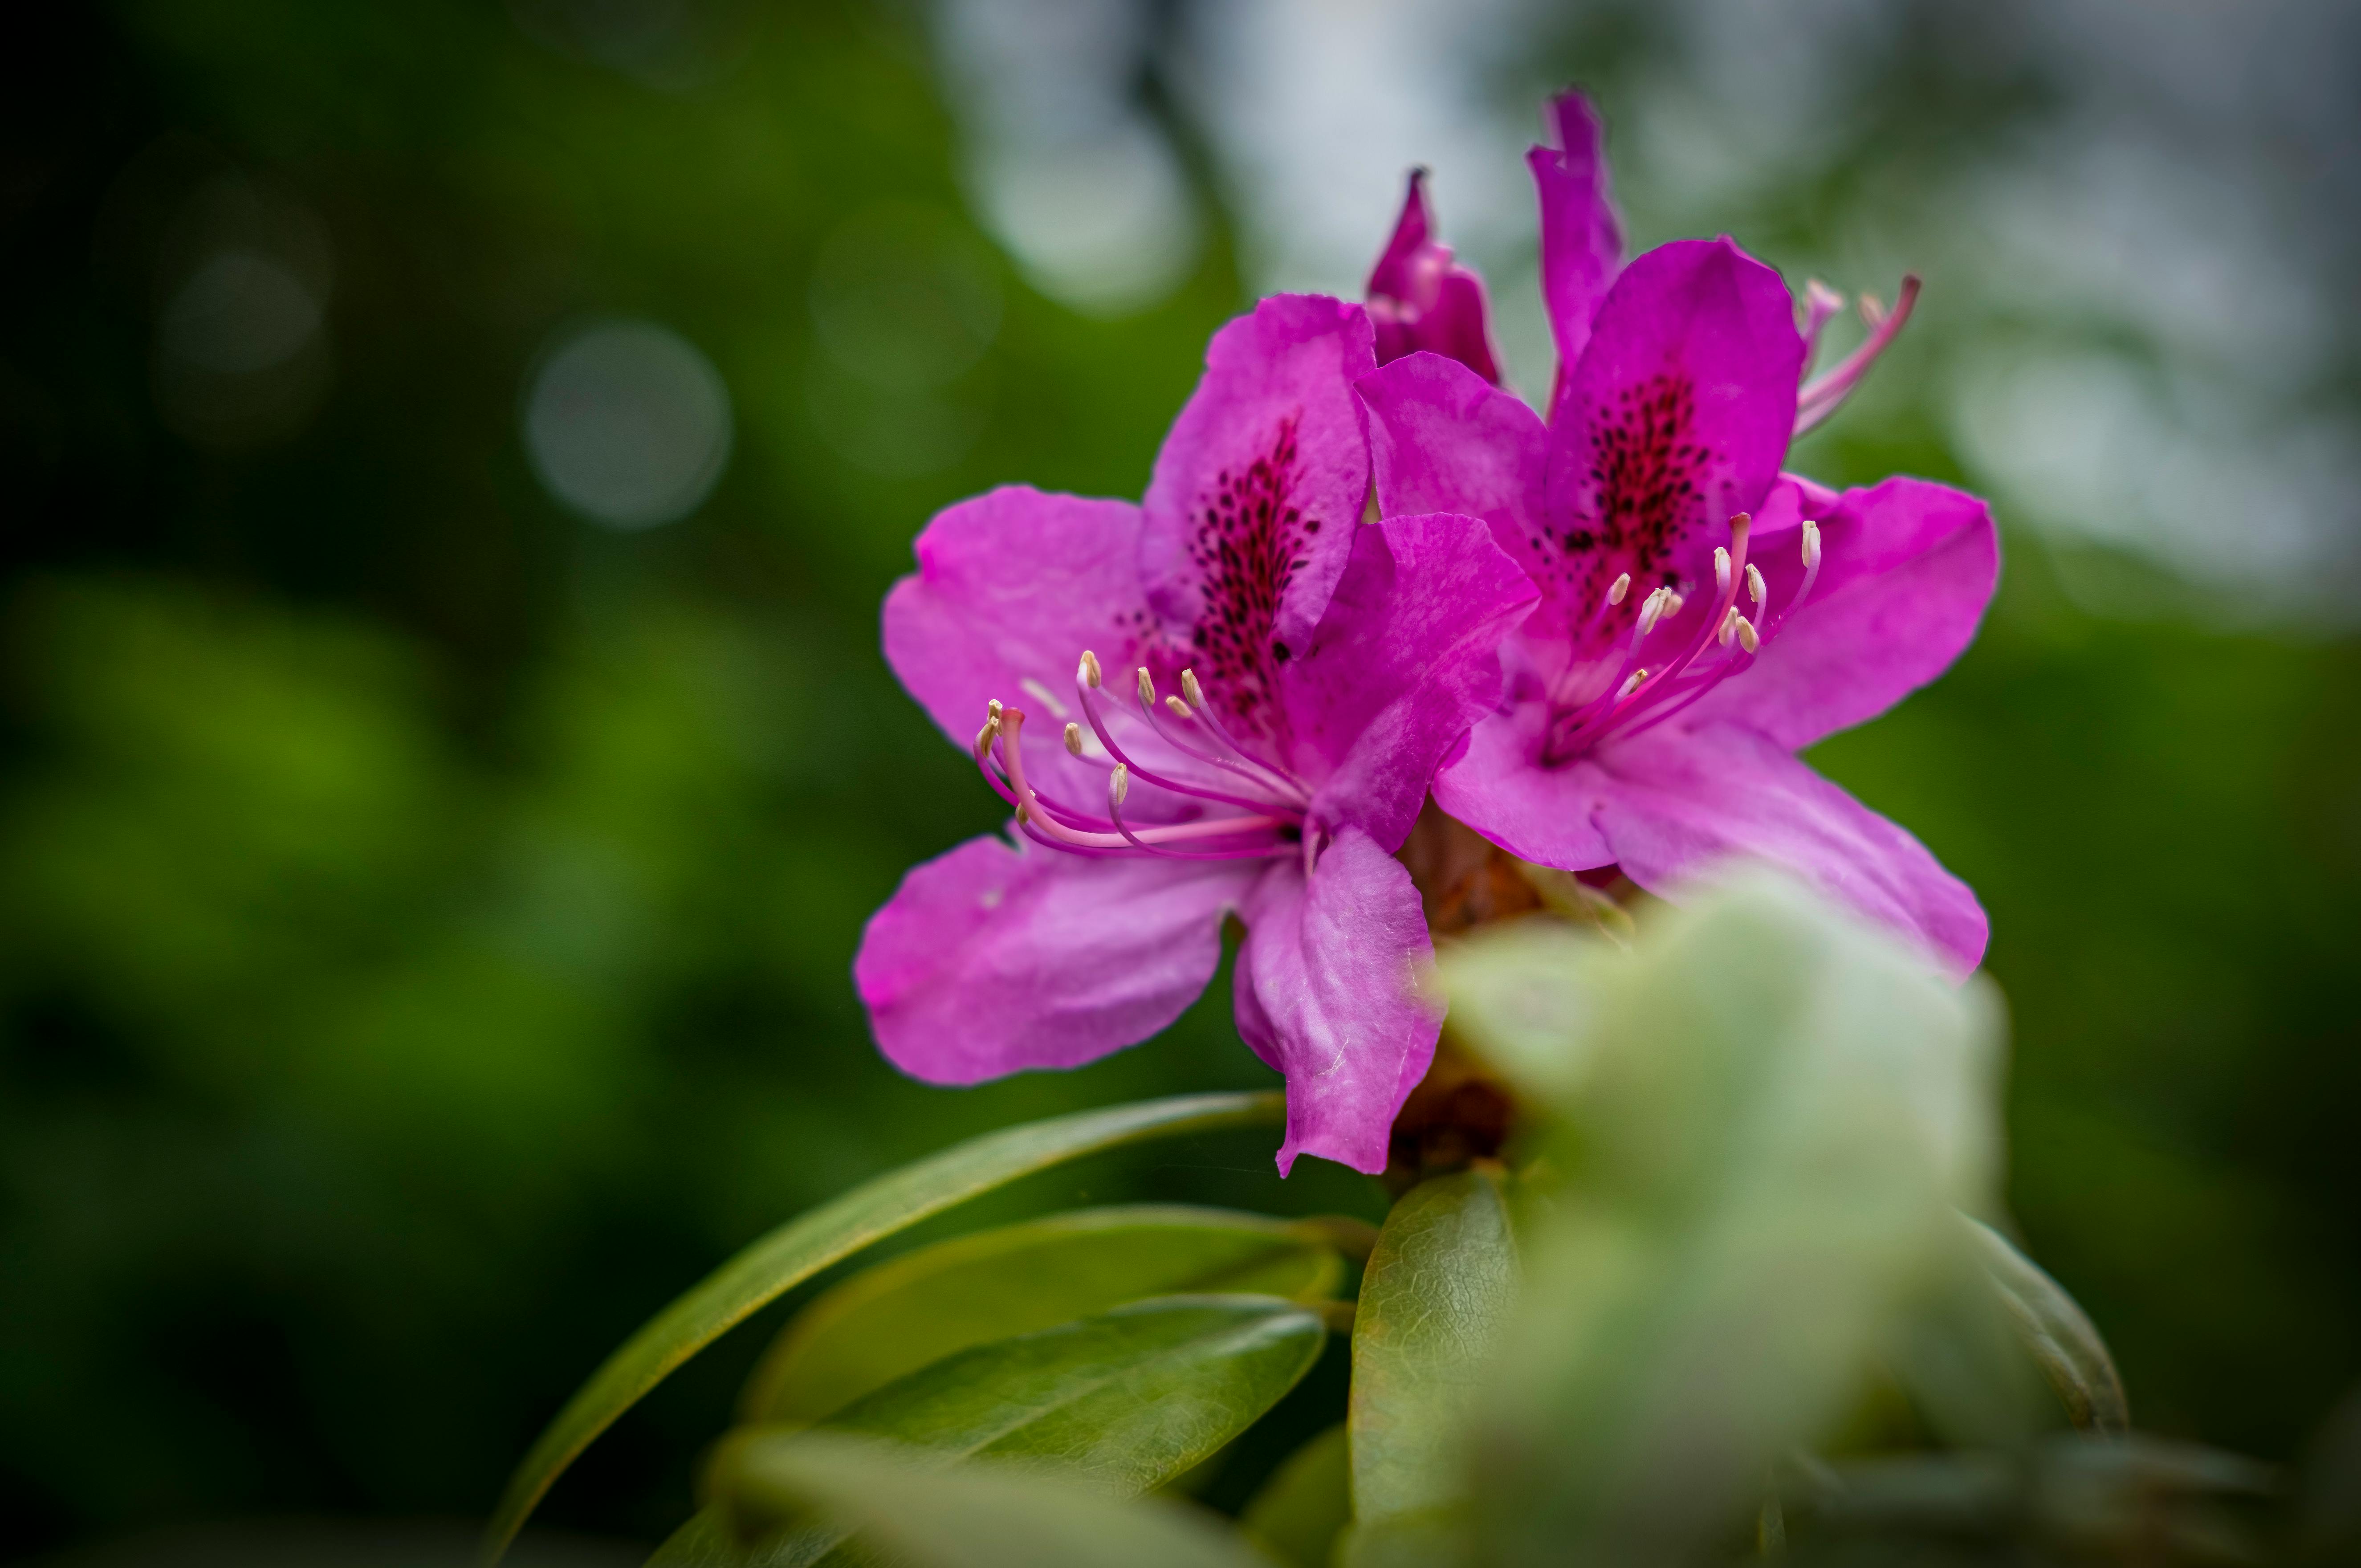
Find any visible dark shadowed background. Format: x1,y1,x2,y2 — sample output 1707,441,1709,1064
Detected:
5,0,2358,1560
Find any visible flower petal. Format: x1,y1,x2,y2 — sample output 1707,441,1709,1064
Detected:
1529,89,1623,415
1237,830,1441,1176
1366,172,1505,384
1359,349,1550,564
1590,721,1986,977
855,835,1260,1084
1140,295,1379,720
1696,475,1999,750
1529,237,1804,668
883,485,1151,808
1431,702,1619,872
1279,513,1538,850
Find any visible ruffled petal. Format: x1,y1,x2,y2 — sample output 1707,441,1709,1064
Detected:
855,835,1260,1084
1279,513,1538,850
1529,89,1623,415
1587,721,1987,977
1140,295,1380,737
1237,830,1442,1176
1366,171,1505,385
1358,350,1551,578
1430,702,1619,872
1527,237,1805,672
1695,475,1999,750
883,486,1152,810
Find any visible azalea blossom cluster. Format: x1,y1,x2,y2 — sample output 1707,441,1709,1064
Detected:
854,92,1996,1177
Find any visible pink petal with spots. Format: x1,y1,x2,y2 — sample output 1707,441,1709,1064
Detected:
1277,513,1537,851
1697,475,1999,750
1527,238,1804,676
1235,830,1441,1176
1366,171,1505,385
1531,89,1624,417
855,835,1260,1083
884,486,1155,813
1139,295,1378,744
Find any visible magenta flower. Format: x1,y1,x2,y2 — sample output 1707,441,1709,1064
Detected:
854,296,1536,1174
1355,94,1995,974
1365,171,1505,385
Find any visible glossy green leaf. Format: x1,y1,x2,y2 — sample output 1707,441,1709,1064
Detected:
1966,1215,2129,1432
715,1432,1274,1568
482,1090,1283,1564
684,1295,1325,1567
1440,873,2015,1568
1239,1423,1349,1568
1347,1169,1517,1535
740,1205,1347,1425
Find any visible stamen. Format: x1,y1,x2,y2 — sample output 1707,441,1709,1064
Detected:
975,714,1000,755
1662,590,1685,618
1714,547,1731,598
1717,607,1740,648
1860,292,1887,328
1795,273,1921,436
1062,721,1083,757
1165,695,1193,721
1617,668,1649,700
1136,667,1156,708
1180,669,1205,709
1607,572,1631,606
1636,587,1668,636
1735,615,1759,654
987,698,1002,720
1109,764,1130,808
1802,518,1822,570
1746,563,1766,607
1079,650,1103,688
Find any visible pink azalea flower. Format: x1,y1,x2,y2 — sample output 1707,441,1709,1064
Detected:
1355,93,1995,974
854,296,1537,1174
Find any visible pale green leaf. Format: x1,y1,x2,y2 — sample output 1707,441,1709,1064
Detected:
1239,1423,1348,1568
741,1205,1346,1425
1348,1169,1517,1532
714,1432,1273,1568
482,1091,1282,1564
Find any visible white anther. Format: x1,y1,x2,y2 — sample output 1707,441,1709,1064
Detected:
1079,651,1102,689
1109,764,1131,809
1136,667,1156,706
1616,668,1649,701
1718,607,1741,647
1746,563,1766,607
1860,292,1887,328
1714,547,1731,597
1180,669,1205,709
987,697,1002,719
1607,572,1631,606
1663,590,1685,618
1014,801,1030,825
1062,722,1083,757
1801,518,1822,570
1735,615,1760,654
975,716,1000,754
1165,695,1193,721
1636,587,1667,636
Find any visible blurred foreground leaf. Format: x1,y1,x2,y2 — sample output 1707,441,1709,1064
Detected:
668,1294,1324,1566
740,1205,1348,1425
711,1432,1270,1568
483,1092,1283,1563
1241,1423,1350,1568
1968,1215,2129,1433
1442,874,2012,1568
1343,1169,1518,1566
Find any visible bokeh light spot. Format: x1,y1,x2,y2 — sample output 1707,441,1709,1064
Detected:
523,318,733,530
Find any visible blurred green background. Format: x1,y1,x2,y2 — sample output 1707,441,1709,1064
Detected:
4,0,2356,1560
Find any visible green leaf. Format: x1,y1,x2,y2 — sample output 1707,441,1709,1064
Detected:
741,1205,1347,1425
692,1296,1325,1567
1347,1169,1517,1534
1966,1215,2129,1433
482,1090,1283,1564
1439,873,2016,1568
1239,1423,1349,1568
714,1431,1274,1568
